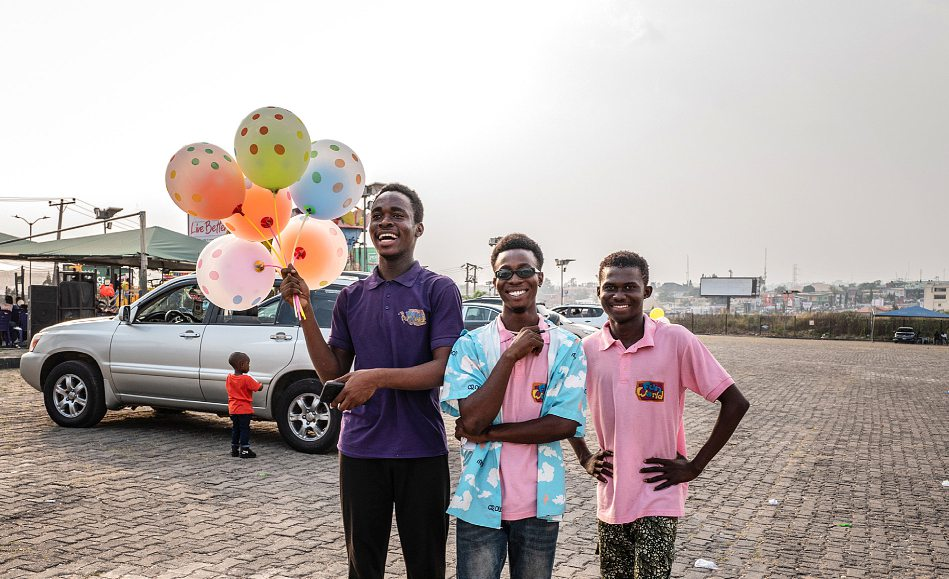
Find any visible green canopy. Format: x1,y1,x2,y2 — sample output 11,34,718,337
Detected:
0,226,208,270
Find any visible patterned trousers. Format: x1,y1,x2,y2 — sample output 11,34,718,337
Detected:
597,517,678,579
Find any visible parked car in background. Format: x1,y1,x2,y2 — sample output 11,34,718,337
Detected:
462,298,597,339
21,271,370,454
892,327,918,344
551,304,608,328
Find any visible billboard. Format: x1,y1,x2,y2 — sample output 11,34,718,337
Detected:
700,277,759,297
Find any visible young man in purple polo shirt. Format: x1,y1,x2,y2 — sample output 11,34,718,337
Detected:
280,183,463,579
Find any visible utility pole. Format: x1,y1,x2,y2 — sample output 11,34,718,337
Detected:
48,198,76,286
462,263,482,298
555,258,575,306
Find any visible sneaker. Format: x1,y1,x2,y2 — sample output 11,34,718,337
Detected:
231,446,239,457
239,447,257,459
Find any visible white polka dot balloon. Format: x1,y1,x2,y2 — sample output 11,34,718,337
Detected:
288,139,365,221
196,235,278,310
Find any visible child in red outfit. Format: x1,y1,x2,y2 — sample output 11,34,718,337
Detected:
226,352,262,458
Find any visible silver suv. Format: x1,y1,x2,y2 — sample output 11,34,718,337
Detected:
20,272,367,453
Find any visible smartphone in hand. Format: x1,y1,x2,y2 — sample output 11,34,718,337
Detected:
319,380,345,406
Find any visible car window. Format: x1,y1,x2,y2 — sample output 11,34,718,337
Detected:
276,285,346,327
135,284,207,324
464,306,499,323
213,289,281,325
544,310,564,325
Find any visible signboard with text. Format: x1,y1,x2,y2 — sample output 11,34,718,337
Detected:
188,215,228,241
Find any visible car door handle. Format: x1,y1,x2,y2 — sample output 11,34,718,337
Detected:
179,331,201,338
270,332,293,341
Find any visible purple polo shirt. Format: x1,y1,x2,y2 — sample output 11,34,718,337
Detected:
329,261,463,459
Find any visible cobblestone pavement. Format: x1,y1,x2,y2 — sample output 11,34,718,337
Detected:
2,337,948,578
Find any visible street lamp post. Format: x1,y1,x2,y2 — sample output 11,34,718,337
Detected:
94,207,123,234
554,258,574,306
13,214,49,294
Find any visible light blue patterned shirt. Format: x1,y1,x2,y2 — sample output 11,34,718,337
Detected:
440,317,587,528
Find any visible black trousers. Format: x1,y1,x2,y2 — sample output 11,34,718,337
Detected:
230,414,251,447
339,453,450,579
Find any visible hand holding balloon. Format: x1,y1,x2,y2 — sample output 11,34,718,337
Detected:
280,265,311,311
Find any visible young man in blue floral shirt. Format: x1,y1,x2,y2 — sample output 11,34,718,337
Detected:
441,233,587,579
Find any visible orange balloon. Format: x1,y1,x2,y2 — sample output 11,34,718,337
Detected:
222,180,293,242
277,216,349,288
165,143,245,220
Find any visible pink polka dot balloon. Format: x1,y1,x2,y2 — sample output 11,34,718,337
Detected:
276,215,348,289
196,235,277,310
165,142,245,220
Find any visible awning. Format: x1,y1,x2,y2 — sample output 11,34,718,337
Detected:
0,226,208,270
873,305,949,319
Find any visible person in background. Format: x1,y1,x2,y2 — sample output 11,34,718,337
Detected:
226,351,263,459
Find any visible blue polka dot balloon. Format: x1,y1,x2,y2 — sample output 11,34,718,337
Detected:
288,140,366,220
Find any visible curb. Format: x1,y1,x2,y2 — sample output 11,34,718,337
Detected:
0,355,22,369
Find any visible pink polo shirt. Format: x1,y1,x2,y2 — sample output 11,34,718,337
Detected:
582,316,733,524
497,318,550,521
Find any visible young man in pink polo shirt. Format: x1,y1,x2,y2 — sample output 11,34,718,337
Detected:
570,251,749,578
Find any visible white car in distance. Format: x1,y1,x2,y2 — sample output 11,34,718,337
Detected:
551,304,608,328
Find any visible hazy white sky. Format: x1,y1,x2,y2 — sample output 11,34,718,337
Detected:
1,1,947,288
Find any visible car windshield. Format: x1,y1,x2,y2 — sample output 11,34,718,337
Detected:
896,327,914,332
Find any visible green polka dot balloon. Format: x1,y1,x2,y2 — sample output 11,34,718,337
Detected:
234,106,310,191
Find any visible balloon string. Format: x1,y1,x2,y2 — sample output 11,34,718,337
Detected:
272,192,283,240
290,213,309,266
287,213,308,321
237,212,287,268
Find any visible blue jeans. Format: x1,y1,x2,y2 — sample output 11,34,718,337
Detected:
456,517,560,579
230,414,251,447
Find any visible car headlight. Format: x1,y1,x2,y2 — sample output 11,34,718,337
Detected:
29,334,42,352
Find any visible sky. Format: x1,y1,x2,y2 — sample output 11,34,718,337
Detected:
1,1,947,290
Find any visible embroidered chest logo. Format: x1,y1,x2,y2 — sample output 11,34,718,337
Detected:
636,380,665,402
399,308,427,326
531,382,548,403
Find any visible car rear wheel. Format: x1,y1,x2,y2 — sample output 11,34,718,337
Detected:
275,378,341,454
43,360,107,428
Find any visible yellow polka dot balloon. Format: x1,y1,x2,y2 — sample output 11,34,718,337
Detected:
165,142,245,220
234,106,310,191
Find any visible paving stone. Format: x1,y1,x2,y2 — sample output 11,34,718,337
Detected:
3,338,948,576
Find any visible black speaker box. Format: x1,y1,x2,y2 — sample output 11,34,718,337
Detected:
29,285,58,336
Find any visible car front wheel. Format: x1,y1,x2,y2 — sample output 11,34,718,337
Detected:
274,378,341,454
43,360,107,428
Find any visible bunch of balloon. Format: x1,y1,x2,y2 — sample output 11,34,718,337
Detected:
230,106,314,318
163,105,365,319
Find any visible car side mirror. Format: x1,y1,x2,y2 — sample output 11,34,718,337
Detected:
118,306,130,323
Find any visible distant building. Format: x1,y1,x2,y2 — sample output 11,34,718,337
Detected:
924,282,948,311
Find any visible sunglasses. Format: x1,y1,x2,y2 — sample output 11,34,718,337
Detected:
494,267,539,280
